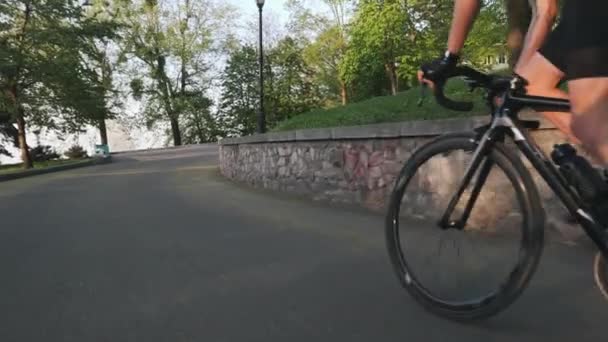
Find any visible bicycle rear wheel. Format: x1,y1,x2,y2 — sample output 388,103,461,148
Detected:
385,134,544,320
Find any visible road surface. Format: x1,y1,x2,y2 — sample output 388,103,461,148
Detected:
0,145,606,341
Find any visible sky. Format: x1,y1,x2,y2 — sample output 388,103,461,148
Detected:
227,0,290,21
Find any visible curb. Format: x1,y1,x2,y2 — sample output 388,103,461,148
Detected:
110,144,216,156
0,156,113,182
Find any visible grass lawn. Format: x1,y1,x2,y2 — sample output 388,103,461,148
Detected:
273,79,490,132
0,159,89,175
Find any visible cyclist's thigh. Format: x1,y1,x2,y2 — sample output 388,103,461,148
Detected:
516,52,564,92
568,78,608,115
568,78,608,162
517,53,574,137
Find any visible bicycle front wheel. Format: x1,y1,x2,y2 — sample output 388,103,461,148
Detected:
385,134,544,320
594,252,608,300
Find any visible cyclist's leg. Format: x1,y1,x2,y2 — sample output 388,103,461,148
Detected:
549,0,608,163
515,52,580,143
568,79,608,164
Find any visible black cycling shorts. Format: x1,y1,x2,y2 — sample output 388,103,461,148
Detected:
539,0,608,80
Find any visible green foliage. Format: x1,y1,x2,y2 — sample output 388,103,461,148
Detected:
0,119,17,157
341,0,406,95
265,37,322,128
180,94,218,144
119,0,233,146
303,25,347,104
217,38,322,136
273,79,487,131
64,145,88,160
464,1,508,67
0,0,118,167
29,145,60,162
216,45,259,136
0,159,84,174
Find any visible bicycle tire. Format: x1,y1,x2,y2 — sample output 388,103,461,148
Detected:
594,252,608,300
385,133,545,321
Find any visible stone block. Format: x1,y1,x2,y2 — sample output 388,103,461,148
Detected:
382,160,403,176
369,151,384,167
359,150,369,168
295,128,332,141
384,147,396,161
290,152,298,165
338,180,349,189
278,166,288,177
266,131,296,142
344,148,358,173
325,147,343,167
331,123,400,140
367,177,375,190
278,146,291,157
309,146,317,160
315,168,342,179
369,166,382,179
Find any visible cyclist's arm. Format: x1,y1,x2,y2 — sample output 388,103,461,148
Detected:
447,0,482,55
514,0,559,72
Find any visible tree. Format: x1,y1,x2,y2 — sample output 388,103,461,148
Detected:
0,0,116,168
216,45,259,136
464,0,508,67
303,26,348,105
217,38,321,136
180,94,217,144
506,0,532,66
121,0,230,146
344,0,410,96
80,0,125,147
265,37,321,127
287,0,352,105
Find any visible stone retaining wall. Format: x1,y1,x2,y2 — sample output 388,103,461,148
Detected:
222,114,569,211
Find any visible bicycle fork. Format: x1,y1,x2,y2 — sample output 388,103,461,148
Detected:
438,122,500,230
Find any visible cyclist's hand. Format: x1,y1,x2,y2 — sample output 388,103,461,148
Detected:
418,52,459,89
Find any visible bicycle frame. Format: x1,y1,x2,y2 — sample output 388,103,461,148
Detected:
440,90,608,257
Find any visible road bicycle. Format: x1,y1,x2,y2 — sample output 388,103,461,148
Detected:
385,66,608,320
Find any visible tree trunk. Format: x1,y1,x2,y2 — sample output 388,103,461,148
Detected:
7,84,32,169
385,62,398,96
16,115,32,169
99,119,108,146
170,116,182,146
506,0,533,67
339,80,348,105
11,4,32,169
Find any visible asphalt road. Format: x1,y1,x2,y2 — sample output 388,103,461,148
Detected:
1,145,607,342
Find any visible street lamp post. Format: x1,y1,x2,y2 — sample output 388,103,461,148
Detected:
256,0,266,134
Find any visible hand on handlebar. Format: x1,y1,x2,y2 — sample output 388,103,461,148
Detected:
417,54,492,112
418,52,459,88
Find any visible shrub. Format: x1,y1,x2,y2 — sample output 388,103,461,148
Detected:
29,145,60,162
64,145,88,160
